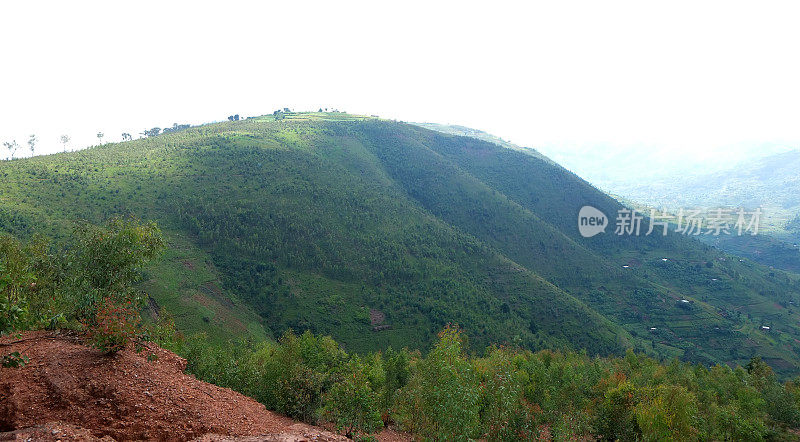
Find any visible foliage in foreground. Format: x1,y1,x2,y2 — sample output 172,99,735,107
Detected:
0,217,164,352
161,324,800,441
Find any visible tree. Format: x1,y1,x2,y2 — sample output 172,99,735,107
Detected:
162,123,190,134
60,135,70,152
394,326,482,440
96,132,104,145
121,133,132,141
27,134,37,157
70,217,165,326
140,128,161,138
2,140,19,160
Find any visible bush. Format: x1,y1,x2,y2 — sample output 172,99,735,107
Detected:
264,330,347,422
476,347,538,441
380,347,411,421
0,236,35,335
70,217,164,326
747,357,800,428
0,288,26,336
162,325,800,441
322,357,384,438
276,364,326,422
596,381,640,440
634,385,698,441
83,297,141,354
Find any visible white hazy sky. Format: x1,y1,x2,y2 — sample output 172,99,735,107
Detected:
1,1,799,160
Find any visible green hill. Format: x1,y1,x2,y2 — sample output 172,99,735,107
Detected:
2,112,799,376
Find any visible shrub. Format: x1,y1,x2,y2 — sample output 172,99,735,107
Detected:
66,218,164,353
69,217,164,325
596,381,640,440
380,347,411,421
634,385,699,441
747,357,800,428
266,330,347,422
1,351,29,368
322,357,384,438
83,297,141,353
0,290,26,336
276,364,326,422
477,347,538,441
0,236,34,335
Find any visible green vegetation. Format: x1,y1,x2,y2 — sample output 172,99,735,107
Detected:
0,217,164,353
1,113,800,379
162,324,800,440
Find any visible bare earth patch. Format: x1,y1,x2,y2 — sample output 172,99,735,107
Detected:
0,331,348,441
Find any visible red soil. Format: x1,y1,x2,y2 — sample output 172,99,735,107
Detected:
0,331,351,441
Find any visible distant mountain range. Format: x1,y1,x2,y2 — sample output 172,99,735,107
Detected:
613,149,800,232
575,148,800,272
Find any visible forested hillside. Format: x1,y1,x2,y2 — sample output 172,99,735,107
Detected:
1,112,799,376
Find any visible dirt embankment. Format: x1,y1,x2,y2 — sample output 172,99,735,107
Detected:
0,331,354,441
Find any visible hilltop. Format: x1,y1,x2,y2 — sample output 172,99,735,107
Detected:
1,112,799,376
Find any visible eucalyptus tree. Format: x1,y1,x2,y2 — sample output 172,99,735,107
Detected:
60,135,70,152
2,140,20,160
140,128,160,138
27,134,38,156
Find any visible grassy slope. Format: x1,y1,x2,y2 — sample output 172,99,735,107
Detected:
1,112,799,375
